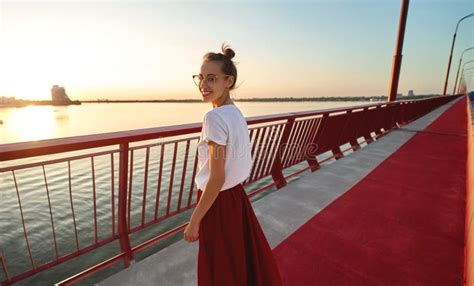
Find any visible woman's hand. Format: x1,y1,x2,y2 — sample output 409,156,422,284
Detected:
183,220,200,242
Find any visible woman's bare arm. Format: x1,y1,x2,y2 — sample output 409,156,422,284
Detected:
189,141,226,224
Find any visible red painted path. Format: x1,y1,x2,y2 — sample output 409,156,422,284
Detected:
273,97,468,285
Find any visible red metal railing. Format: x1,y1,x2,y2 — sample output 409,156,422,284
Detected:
0,95,462,285
465,92,473,286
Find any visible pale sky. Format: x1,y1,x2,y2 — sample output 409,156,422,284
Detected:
0,0,472,101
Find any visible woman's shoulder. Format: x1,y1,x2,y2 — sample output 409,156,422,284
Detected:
204,105,247,128
204,108,223,121
211,104,242,116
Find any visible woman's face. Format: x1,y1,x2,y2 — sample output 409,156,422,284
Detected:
198,60,234,104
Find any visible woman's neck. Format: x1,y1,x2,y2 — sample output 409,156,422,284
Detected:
212,93,234,108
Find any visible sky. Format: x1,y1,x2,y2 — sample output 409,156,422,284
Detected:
0,0,472,101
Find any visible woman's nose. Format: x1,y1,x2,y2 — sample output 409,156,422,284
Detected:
200,80,209,89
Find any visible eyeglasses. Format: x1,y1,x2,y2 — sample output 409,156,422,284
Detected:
192,74,230,87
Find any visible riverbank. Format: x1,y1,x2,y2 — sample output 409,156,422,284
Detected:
0,100,82,108
80,95,437,104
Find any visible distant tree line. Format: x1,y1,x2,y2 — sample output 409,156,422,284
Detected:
80,94,441,103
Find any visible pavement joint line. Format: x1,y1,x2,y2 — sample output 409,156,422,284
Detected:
393,128,467,137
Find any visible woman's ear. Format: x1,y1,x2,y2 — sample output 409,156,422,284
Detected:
227,76,235,89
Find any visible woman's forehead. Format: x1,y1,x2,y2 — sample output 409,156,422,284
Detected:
200,61,222,74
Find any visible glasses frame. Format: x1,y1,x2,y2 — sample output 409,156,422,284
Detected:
192,74,230,87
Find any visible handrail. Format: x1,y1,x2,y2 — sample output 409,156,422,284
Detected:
0,100,425,162
0,97,445,162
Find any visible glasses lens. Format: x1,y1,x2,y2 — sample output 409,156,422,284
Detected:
193,74,225,86
206,75,217,84
193,75,202,86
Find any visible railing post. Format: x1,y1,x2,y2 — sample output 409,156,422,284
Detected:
118,143,134,267
332,145,343,160
360,107,374,144
348,112,361,149
399,102,406,125
306,114,328,171
374,105,384,137
0,251,11,286
332,110,353,159
270,116,295,189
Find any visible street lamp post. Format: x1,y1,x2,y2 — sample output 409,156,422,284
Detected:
442,12,474,96
458,62,474,93
461,68,474,88
462,60,474,68
458,71,474,94
458,72,474,94
388,0,410,102
453,46,474,95
461,59,474,77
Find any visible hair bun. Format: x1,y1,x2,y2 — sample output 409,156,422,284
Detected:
221,43,235,60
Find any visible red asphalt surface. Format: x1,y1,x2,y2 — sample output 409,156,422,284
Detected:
273,97,468,285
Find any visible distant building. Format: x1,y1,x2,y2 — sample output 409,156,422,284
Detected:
397,93,403,97
51,85,72,103
408,90,415,96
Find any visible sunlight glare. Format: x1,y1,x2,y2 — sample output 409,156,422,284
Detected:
5,106,56,142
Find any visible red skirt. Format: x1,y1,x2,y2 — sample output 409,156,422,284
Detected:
197,183,283,286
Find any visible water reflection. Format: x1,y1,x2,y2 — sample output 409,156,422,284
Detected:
1,106,57,143
0,101,371,144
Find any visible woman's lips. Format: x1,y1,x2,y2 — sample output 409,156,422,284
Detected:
202,91,212,97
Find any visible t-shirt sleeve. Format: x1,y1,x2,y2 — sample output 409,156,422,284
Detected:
201,112,228,146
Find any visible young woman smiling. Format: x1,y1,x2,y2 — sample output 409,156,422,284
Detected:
183,43,283,286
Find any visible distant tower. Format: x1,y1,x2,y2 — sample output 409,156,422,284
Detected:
51,85,71,103
408,90,415,96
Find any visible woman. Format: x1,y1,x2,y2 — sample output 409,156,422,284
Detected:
183,43,283,286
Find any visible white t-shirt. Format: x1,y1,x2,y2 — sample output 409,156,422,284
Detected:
194,104,253,192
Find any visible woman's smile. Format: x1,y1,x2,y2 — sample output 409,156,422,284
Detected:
201,90,213,97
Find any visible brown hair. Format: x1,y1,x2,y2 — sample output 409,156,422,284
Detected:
203,42,238,90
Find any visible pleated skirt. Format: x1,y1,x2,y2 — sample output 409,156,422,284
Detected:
196,183,283,286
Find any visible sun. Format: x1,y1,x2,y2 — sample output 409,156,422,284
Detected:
0,50,55,101
0,32,72,101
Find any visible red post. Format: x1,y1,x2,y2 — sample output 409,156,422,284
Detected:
388,0,409,102
0,251,11,286
118,143,134,267
453,56,463,95
452,48,474,95
443,34,457,96
307,114,329,171
270,116,295,189
443,13,474,95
